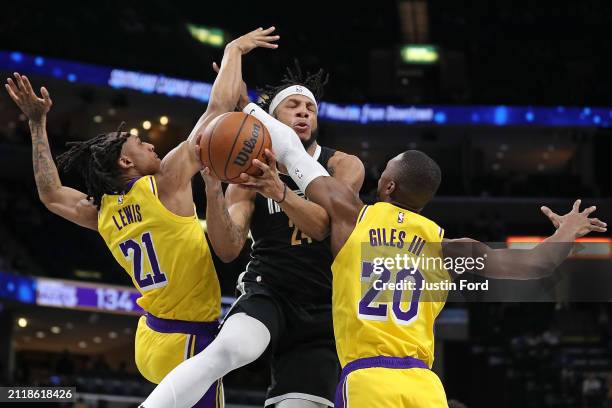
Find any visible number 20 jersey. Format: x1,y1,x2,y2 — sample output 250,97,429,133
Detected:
97,176,221,322
331,202,449,368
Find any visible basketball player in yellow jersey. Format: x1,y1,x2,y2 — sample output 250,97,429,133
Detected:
235,105,607,408
5,27,279,407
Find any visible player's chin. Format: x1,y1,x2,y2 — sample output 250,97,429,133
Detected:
296,130,313,143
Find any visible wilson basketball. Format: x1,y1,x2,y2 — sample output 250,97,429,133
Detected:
199,112,272,183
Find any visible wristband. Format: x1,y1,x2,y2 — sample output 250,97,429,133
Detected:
274,183,288,204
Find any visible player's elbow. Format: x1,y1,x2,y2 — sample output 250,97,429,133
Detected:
214,245,242,263
38,190,59,210
309,225,330,242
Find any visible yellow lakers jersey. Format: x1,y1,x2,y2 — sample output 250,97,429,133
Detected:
331,202,449,368
98,176,221,322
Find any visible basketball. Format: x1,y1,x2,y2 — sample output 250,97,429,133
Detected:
199,112,272,183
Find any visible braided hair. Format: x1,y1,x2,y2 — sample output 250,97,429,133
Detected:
56,123,130,207
257,59,329,113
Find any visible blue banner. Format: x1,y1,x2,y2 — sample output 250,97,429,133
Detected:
2,50,610,127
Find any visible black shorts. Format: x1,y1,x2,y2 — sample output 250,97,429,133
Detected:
224,272,339,407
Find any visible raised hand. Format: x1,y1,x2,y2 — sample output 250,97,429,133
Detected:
5,72,52,123
542,199,607,238
225,26,279,55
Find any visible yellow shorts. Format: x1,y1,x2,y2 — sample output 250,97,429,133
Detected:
135,314,224,408
336,356,447,408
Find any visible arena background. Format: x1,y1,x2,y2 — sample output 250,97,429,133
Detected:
0,1,611,407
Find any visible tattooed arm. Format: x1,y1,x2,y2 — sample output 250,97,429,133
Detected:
5,73,97,230
201,168,255,262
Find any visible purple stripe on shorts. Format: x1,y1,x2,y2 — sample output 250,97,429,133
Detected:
334,356,428,407
145,313,219,337
146,314,222,408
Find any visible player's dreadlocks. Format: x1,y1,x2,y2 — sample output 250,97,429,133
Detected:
257,59,329,113
56,122,130,207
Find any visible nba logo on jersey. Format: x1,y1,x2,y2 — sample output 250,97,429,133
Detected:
294,168,303,179
118,195,124,204
398,212,405,223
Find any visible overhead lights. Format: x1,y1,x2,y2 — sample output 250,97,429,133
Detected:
17,317,27,328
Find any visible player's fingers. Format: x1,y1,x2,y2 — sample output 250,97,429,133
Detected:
263,148,277,167
13,72,27,93
572,199,581,213
21,75,36,96
6,78,20,96
540,206,556,218
238,172,256,183
255,40,279,49
589,225,607,233
251,158,269,173
40,86,51,103
260,26,276,35
212,62,220,74
259,35,280,42
236,174,259,188
589,218,607,228
5,83,20,103
582,205,596,216
540,206,560,225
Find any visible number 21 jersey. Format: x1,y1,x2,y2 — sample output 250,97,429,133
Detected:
97,176,220,322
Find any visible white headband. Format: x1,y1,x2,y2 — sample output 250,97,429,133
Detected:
268,85,318,114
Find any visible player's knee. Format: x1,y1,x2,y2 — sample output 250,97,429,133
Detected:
214,315,270,367
218,337,261,367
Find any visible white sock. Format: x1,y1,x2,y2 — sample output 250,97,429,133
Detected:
243,103,329,192
276,399,329,408
140,313,270,408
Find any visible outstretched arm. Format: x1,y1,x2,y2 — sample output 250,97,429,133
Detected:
443,200,607,279
5,73,97,230
155,27,279,201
